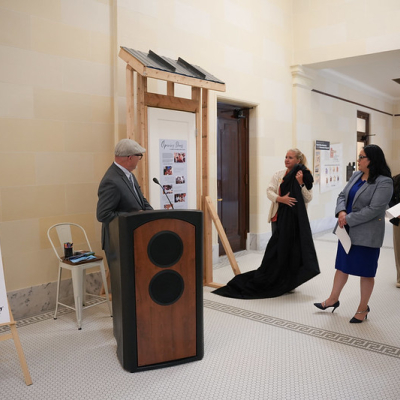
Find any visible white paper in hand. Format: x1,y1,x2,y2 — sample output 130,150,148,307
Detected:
335,225,351,254
386,203,400,219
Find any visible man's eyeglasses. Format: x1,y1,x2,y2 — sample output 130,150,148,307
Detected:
128,154,143,160
358,155,368,160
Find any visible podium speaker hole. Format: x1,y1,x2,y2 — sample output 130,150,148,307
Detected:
149,270,184,305
148,231,183,268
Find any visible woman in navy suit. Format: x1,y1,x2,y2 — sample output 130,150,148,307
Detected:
314,145,393,323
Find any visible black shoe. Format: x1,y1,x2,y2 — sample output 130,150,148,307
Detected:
349,306,370,323
314,300,340,313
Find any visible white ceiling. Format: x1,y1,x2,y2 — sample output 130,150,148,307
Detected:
306,49,400,101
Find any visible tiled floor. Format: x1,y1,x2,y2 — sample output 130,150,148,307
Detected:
1,223,399,399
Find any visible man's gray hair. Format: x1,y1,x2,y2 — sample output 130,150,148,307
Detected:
114,139,146,157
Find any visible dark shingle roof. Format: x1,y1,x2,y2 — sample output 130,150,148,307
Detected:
121,47,225,85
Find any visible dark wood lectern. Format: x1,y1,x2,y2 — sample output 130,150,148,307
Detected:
108,209,203,372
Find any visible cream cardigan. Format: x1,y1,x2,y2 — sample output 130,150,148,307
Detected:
267,169,313,223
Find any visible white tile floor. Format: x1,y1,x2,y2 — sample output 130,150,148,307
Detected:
1,222,399,399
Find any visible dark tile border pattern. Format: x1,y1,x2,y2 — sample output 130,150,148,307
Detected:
2,296,399,360
204,299,400,360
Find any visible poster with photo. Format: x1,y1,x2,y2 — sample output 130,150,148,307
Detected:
313,140,330,185
319,142,343,193
159,139,188,209
0,242,11,324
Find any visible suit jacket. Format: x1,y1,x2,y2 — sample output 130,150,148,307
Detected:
334,171,393,248
97,163,153,253
389,173,400,226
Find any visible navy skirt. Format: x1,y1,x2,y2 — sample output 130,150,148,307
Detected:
335,241,380,278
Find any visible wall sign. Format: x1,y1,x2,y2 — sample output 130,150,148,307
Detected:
159,139,188,209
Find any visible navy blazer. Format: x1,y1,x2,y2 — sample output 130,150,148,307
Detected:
97,163,153,253
334,171,393,248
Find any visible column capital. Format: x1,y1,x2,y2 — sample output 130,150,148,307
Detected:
291,65,314,89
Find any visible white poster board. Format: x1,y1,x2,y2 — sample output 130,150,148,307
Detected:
148,108,196,209
159,139,188,209
0,242,11,324
316,141,343,193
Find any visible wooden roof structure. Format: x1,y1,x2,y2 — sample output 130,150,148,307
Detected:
119,47,225,91
119,47,226,285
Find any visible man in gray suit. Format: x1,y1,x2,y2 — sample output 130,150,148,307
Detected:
97,139,153,263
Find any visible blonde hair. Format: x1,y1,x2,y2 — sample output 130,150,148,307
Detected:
288,148,308,167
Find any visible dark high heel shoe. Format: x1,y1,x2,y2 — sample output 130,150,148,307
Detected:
349,306,370,323
313,300,340,313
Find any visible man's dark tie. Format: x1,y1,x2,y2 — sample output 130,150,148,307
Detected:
128,174,143,207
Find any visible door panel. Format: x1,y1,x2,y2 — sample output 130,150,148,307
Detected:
217,104,249,255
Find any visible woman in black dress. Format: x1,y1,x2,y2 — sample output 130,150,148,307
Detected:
314,145,393,323
213,148,320,299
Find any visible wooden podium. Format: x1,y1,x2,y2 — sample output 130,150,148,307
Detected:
108,209,203,372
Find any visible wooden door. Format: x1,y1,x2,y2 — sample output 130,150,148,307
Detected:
217,103,249,255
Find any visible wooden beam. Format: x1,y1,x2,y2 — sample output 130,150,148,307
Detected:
202,89,209,197
143,68,226,92
204,196,241,279
192,87,201,209
136,75,149,197
201,88,213,285
167,81,174,96
119,47,146,76
145,92,198,113
203,194,213,285
126,65,134,139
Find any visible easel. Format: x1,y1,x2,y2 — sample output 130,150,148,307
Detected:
0,307,33,385
0,243,32,385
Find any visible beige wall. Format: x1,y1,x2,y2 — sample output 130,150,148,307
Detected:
0,0,115,291
0,0,399,306
293,0,400,65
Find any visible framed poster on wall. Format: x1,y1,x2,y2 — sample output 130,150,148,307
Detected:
314,140,343,193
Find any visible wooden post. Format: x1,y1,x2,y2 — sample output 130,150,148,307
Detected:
204,196,241,287
136,74,149,198
167,81,174,96
126,65,134,140
200,88,213,284
201,88,209,200
192,87,202,209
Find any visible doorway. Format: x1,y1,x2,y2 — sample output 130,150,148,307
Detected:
217,102,250,255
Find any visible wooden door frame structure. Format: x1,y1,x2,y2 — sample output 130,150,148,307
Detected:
118,47,240,287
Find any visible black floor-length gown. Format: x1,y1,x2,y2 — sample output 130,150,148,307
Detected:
212,164,320,299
